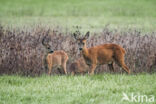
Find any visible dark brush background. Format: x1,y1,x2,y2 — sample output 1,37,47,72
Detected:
0,26,156,76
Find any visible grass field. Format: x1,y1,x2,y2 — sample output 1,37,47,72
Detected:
0,0,156,32
0,0,156,104
0,74,156,104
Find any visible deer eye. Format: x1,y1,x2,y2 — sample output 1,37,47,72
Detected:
82,43,85,45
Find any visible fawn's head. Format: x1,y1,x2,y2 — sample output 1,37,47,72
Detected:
42,30,54,53
42,37,54,53
73,31,90,51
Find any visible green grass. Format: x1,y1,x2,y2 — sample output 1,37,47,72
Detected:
0,74,156,104
0,0,156,32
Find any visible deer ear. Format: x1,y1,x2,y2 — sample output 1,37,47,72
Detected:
85,31,90,39
73,33,77,39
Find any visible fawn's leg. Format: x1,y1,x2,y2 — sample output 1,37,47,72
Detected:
71,71,75,76
48,64,52,75
62,63,67,74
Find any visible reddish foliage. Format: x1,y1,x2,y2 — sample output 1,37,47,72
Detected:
0,26,156,76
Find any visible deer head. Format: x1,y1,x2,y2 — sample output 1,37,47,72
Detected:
42,30,54,53
73,31,90,51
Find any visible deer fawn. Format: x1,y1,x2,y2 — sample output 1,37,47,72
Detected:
73,31,130,75
70,57,89,75
42,34,68,75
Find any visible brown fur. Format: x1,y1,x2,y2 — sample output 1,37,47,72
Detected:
74,31,130,75
46,50,68,75
42,34,68,75
70,57,89,75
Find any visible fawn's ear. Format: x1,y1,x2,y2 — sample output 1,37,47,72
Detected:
84,31,90,39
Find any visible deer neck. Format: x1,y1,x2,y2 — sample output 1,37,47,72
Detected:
82,46,89,58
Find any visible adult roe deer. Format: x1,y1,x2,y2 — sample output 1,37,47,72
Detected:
42,31,68,75
73,31,130,75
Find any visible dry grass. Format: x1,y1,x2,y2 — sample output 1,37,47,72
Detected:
0,25,156,76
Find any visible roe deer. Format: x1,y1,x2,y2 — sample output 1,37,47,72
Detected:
42,33,68,75
70,57,89,75
73,31,130,75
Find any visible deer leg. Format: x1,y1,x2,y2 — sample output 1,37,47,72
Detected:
114,52,130,74
58,67,62,74
71,71,75,76
121,64,130,74
62,63,67,75
89,64,97,75
116,58,130,74
48,64,52,75
108,62,115,72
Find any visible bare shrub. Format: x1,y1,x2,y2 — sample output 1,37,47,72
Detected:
0,26,156,76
